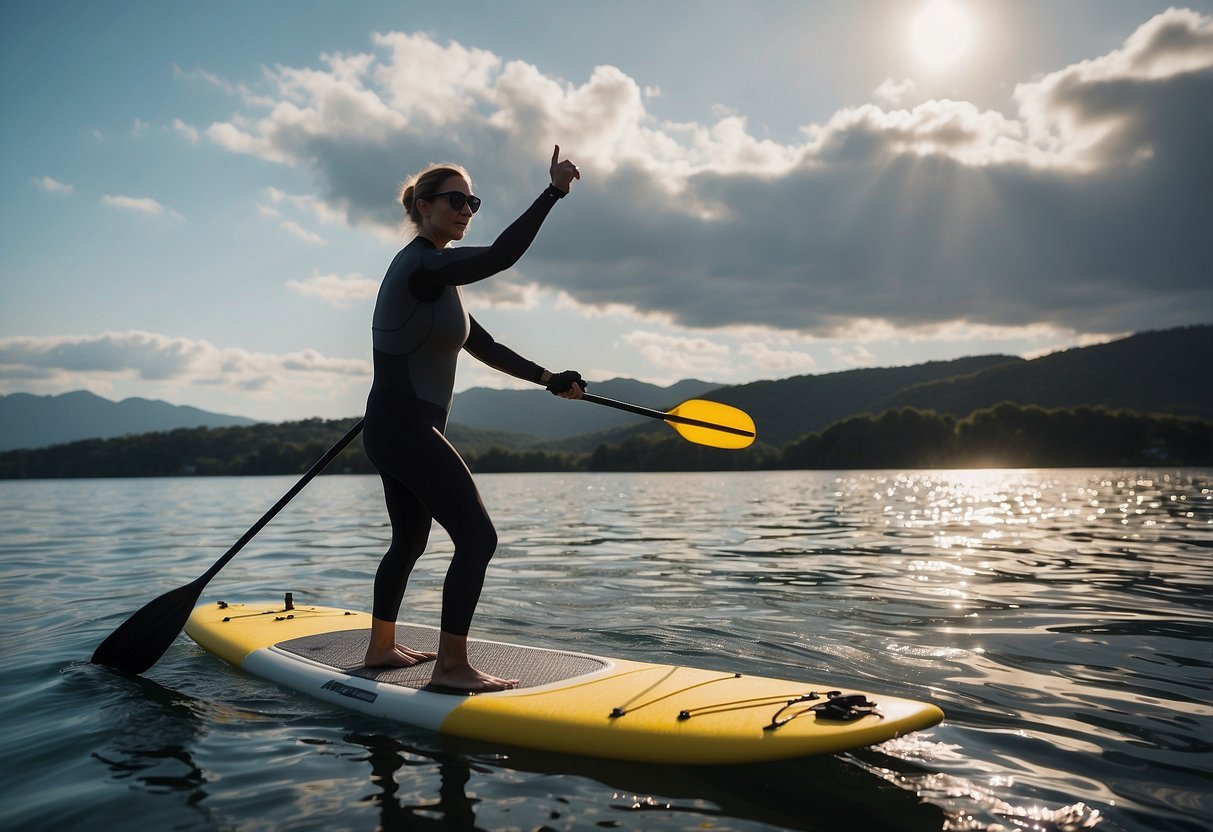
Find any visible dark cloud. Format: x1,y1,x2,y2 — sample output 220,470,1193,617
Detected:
208,8,1213,338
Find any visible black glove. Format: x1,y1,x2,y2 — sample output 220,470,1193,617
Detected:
546,370,586,395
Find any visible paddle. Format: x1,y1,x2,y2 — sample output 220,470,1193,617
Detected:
575,392,757,449
90,418,365,674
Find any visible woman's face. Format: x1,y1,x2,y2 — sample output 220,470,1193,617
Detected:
420,174,474,245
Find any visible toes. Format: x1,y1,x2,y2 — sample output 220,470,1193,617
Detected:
363,646,437,668
481,673,520,690
427,667,520,692
399,648,437,663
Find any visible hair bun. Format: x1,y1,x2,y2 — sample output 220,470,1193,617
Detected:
401,184,414,210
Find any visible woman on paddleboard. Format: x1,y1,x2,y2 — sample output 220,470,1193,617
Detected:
363,146,585,691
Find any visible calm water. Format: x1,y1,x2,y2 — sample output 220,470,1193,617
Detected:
0,469,1209,831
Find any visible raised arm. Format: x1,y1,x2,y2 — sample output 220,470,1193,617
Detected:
414,185,565,290
413,146,581,293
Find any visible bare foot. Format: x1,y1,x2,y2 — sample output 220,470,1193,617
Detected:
429,664,519,692
363,643,437,668
364,616,436,668
431,630,518,692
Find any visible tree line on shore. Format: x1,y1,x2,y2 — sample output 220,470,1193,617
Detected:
0,402,1207,479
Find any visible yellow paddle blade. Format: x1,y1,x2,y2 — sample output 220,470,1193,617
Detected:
665,399,757,449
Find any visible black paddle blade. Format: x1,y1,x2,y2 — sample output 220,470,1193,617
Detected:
90,579,204,674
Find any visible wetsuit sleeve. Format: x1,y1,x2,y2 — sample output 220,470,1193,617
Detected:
411,186,566,297
464,315,545,383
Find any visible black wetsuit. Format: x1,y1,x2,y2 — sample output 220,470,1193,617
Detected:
364,185,565,635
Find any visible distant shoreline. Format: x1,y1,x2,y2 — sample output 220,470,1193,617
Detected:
2,403,1208,478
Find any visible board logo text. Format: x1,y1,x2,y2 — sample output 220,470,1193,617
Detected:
321,679,378,703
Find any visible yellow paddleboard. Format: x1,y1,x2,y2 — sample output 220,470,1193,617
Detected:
185,599,943,764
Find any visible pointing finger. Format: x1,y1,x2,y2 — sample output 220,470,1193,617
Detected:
552,144,560,166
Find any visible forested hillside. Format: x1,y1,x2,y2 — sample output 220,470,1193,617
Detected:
1,403,1207,477
884,326,1213,419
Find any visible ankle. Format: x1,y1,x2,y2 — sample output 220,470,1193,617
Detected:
437,632,469,665
369,617,398,647
435,651,468,673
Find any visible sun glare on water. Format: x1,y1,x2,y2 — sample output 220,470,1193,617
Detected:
909,0,976,71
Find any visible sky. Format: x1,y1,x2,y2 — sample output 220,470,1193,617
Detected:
2,0,1210,422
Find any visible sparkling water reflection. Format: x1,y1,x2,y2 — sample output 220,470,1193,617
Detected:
0,468,1209,831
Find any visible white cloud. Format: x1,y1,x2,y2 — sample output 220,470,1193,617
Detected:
286,273,378,306
1013,7,1213,170
622,330,731,374
873,78,918,107
259,186,370,243
893,320,1070,345
195,9,1213,340
740,342,817,373
830,344,878,367
171,118,200,142
279,220,325,244
174,64,237,94
102,194,177,217
261,186,356,231
0,331,370,401
34,176,72,194
462,279,543,311
371,32,501,124
206,119,288,163
803,99,1032,166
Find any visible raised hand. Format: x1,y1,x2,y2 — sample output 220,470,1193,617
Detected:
550,144,580,193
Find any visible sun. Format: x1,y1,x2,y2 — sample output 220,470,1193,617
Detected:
909,1,975,71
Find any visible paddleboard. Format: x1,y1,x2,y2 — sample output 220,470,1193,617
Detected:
185,598,943,764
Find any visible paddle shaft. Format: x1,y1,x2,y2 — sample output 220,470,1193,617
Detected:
199,418,365,583
578,392,755,438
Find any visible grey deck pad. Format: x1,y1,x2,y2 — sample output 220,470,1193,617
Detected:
275,624,608,691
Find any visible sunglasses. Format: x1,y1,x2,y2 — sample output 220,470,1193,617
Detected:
425,191,481,214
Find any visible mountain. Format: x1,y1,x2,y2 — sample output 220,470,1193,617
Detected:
883,326,1213,420
449,377,721,439
702,354,1022,447
0,390,259,452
